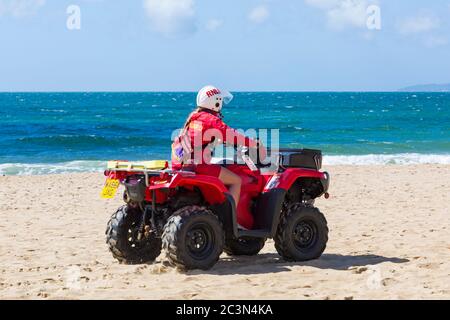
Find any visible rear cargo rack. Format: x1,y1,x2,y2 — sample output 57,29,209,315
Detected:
106,160,195,186
107,160,168,171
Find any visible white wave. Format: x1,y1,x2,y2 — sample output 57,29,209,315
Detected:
0,161,105,176
324,154,450,165
1,154,450,175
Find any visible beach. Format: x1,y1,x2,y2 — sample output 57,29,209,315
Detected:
0,164,448,300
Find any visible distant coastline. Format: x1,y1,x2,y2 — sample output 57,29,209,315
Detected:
399,83,450,92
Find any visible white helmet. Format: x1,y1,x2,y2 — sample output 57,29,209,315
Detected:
196,85,233,112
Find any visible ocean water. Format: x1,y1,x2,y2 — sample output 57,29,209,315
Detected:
0,92,449,175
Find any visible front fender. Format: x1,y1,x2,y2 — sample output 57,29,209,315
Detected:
266,168,328,191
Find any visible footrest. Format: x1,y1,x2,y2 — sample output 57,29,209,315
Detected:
237,229,271,238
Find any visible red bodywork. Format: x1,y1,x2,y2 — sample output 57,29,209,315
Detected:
105,165,328,230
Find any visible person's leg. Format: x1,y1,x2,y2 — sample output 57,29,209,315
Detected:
218,167,241,206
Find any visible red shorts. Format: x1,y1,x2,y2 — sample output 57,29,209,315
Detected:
193,164,222,178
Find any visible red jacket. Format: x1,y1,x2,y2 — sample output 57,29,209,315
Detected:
172,110,257,167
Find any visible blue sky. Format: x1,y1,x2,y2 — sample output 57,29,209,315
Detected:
1,0,450,91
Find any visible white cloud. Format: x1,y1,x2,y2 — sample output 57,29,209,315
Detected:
305,0,340,10
0,0,45,17
305,0,374,30
396,12,447,48
424,35,448,48
397,15,440,35
206,19,223,32
143,0,196,36
248,5,270,24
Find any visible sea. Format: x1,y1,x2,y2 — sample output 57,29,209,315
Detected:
0,92,449,175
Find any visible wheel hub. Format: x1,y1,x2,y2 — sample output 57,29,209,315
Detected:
293,221,316,249
189,230,207,250
185,224,214,259
127,221,151,249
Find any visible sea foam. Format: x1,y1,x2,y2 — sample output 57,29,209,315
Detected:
0,161,105,176
1,154,450,175
324,154,450,165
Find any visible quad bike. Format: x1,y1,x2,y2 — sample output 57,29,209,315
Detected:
102,147,330,270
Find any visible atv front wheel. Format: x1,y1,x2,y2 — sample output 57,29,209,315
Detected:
275,204,328,262
162,206,224,270
106,205,162,264
224,237,266,256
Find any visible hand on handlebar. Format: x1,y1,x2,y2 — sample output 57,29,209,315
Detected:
236,142,267,164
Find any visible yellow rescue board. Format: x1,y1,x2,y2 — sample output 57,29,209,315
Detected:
106,160,167,171
101,178,120,199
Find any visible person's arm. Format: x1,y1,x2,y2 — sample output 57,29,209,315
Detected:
211,117,258,148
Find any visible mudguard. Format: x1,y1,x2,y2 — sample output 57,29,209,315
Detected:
151,172,228,205
210,193,238,239
274,168,328,191
254,188,287,236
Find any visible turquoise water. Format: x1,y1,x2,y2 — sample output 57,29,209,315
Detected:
1,92,449,174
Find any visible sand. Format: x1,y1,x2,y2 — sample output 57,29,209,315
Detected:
0,165,449,300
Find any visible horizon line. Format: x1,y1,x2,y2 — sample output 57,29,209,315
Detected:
1,90,449,93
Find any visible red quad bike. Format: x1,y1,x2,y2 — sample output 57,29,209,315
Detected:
103,148,330,270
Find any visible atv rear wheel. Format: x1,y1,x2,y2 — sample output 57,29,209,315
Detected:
106,205,162,264
275,204,328,262
224,237,266,256
162,206,224,270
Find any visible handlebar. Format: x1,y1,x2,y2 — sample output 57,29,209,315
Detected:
234,145,273,170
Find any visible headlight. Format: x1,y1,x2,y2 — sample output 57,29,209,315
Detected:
266,175,280,190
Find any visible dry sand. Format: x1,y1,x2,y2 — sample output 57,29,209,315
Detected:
0,165,449,300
